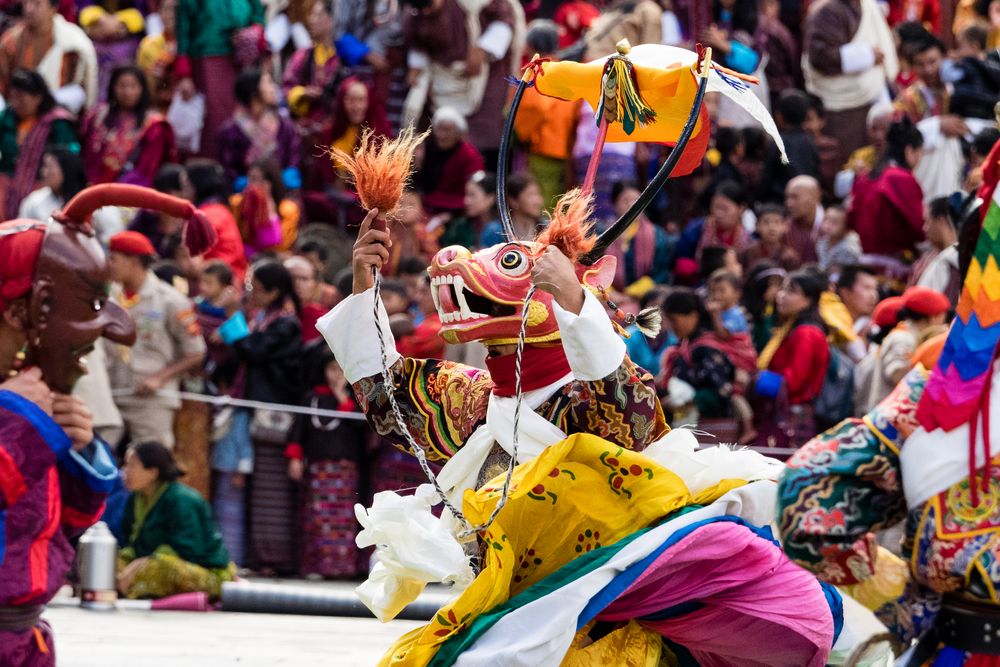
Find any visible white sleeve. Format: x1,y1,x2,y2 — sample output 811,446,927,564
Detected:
478,21,513,61
839,43,875,74
551,289,626,381
316,288,401,384
407,50,429,69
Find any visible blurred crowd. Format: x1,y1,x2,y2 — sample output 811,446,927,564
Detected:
2,0,997,586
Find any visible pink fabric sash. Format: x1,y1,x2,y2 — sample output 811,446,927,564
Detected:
596,521,834,667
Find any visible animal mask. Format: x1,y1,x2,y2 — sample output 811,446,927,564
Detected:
429,242,616,346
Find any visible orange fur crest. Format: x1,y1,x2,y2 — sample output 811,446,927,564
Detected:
328,126,429,218
535,188,597,262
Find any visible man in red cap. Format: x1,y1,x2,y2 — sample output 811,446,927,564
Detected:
857,286,950,413
106,231,206,449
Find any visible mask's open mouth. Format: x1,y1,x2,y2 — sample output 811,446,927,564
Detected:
430,274,517,324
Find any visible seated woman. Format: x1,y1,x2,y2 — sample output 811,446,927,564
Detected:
658,288,740,429
435,170,501,250
81,64,177,187
755,269,831,446
504,172,547,241
303,76,390,226
217,68,301,189
79,0,146,102
848,119,925,262
0,69,79,219
415,107,485,216
607,179,674,295
675,180,751,263
118,441,236,600
18,149,88,222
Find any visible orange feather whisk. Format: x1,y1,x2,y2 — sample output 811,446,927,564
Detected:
328,126,430,224
535,188,597,262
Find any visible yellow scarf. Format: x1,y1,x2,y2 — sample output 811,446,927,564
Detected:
757,321,793,370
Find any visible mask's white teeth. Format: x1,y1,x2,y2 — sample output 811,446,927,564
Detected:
454,276,475,322
431,281,441,313
446,275,454,285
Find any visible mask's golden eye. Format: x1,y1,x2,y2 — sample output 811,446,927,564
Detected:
498,249,527,276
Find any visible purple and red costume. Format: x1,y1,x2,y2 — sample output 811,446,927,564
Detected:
0,390,117,666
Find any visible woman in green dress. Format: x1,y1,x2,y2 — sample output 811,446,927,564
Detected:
117,442,236,599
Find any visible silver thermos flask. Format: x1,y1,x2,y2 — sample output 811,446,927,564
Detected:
78,521,118,610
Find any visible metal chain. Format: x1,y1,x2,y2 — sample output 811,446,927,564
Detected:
372,269,534,538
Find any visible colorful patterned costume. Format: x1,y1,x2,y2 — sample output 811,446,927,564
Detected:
319,44,838,666
778,140,1000,664
0,391,118,666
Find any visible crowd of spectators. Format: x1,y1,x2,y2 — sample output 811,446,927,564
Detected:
2,0,997,585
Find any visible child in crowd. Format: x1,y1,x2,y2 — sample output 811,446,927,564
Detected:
707,269,749,337
286,350,369,579
381,279,416,340
706,270,758,442
816,205,862,272
740,203,801,271
195,261,239,393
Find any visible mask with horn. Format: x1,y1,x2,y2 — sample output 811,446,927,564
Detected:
429,41,785,347
20,183,217,393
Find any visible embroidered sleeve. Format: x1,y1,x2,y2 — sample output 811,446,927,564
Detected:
552,355,668,452
352,358,492,463
778,416,905,586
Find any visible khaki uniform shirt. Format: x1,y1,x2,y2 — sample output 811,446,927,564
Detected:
107,272,206,409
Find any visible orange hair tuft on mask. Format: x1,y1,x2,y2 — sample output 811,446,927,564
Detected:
535,188,597,262
328,126,429,218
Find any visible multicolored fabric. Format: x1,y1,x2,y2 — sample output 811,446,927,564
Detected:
779,367,925,587
917,141,1000,433
778,364,1000,647
0,390,116,608
353,353,667,463
300,459,364,578
375,434,788,666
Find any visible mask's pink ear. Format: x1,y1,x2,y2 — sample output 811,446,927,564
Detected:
577,255,616,291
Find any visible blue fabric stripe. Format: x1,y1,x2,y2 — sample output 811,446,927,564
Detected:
821,581,844,644
577,515,775,629
0,509,6,566
0,389,71,457
61,438,119,494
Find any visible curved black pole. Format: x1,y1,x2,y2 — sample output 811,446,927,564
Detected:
579,69,710,265
497,77,531,241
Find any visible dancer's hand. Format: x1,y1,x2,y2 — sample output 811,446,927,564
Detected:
288,458,304,481
532,246,584,314
53,394,94,451
352,208,391,294
0,367,54,415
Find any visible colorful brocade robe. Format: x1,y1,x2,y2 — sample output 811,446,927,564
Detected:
0,389,118,608
777,367,1000,642
353,353,669,471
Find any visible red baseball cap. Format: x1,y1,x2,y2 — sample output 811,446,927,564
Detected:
109,231,156,257
902,286,951,318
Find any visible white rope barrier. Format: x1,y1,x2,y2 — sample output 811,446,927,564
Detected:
110,389,369,420
110,391,800,457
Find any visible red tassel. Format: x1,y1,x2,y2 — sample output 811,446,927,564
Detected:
183,209,217,257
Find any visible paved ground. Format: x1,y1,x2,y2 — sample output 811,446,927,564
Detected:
45,582,428,666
